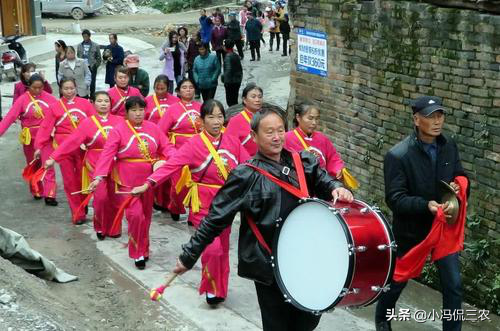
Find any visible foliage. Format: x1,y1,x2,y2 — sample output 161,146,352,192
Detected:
150,0,211,13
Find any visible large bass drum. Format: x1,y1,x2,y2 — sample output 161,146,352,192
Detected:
272,198,396,314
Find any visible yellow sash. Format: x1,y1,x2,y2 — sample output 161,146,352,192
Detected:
60,100,78,129
200,131,228,180
28,93,45,119
169,132,194,145
153,94,165,118
175,165,222,213
115,86,126,106
19,127,32,145
91,115,108,140
179,101,199,133
293,128,310,150
126,120,153,163
241,109,252,124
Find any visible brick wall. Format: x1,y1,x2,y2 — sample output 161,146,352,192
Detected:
288,0,500,311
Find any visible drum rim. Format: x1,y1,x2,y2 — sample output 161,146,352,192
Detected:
271,197,355,314
356,199,397,307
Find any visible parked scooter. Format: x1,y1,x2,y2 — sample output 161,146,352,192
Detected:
0,35,29,81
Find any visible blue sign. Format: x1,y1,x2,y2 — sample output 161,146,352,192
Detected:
297,28,328,77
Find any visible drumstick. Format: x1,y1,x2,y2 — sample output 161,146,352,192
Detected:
149,273,178,301
116,190,132,195
71,189,92,195
333,196,338,205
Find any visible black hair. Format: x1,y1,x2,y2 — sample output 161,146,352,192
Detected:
82,29,91,37
293,103,320,127
200,99,225,119
242,83,263,106
125,96,146,112
28,74,44,86
198,43,210,52
20,63,36,85
177,26,188,37
224,39,235,50
55,40,67,50
109,33,118,40
177,78,196,89
168,30,179,46
154,74,171,91
250,105,286,133
92,91,110,103
60,77,77,88
114,65,129,77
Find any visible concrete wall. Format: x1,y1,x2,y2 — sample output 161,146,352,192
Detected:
288,0,500,312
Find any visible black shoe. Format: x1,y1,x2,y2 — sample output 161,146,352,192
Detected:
45,198,58,206
74,218,87,225
135,259,146,270
33,195,42,200
257,57,261,61
170,213,180,221
375,321,392,331
187,221,194,227
269,48,272,52
206,294,225,306
85,206,89,215
153,203,168,212
96,232,105,240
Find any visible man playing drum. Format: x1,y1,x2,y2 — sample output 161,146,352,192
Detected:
375,96,468,331
166,106,353,330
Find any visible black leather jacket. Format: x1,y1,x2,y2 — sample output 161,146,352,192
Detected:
384,131,468,255
179,149,344,285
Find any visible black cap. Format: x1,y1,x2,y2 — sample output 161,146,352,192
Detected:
412,96,445,116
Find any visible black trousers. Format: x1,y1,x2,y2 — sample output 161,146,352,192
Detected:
224,83,240,107
255,281,321,331
282,36,289,56
200,86,217,102
89,65,98,100
270,32,281,51
215,49,225,66
234,39,244,59
250,40,261,60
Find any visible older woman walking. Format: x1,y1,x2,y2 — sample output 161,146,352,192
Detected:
58,46,91,98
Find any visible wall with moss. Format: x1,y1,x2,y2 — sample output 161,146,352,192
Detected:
288,0,500,313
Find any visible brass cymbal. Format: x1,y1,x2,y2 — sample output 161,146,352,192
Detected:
439,180,460,225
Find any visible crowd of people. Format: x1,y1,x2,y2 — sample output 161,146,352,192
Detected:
0,1,470,330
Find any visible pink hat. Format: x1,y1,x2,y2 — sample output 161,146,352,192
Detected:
124,54,140,68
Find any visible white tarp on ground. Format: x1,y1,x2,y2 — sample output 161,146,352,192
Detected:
0,226,77,283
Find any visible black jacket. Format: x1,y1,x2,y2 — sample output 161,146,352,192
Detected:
280,21,291,37
227,19,242,41
222,52,243,85
384,131,468,255
179,149,343,285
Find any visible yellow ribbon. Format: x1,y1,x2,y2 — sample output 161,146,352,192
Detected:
200,131,228,180
293,128,310,151
81,161,92,192
179,101,199,133
153,94,166,118
59,100,78,129
169,132,194,145
28,93,45,119
19,127,32,145
91,115,108,140
115,86,127,107
175,165,221,213
241,109,252,124
126,120,153,163
342,168,359,190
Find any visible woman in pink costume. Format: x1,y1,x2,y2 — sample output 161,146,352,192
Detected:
0,74,58,205
132,99,250,305
108,66,142,117
157,78,202,219
35,78,94,223
285,103,344,180
224,83,263,156
45,91,123,238
145,75,180,124
89,96,175,269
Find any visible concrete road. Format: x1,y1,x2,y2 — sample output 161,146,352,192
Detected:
1,33,498,330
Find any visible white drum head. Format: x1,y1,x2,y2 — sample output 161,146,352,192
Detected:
275,200,351,312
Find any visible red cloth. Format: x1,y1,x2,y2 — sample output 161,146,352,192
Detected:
393,176,468,282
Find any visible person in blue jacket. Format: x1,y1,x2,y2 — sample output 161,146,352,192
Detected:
193,43,220,102
199,9,214,48
104,33,125,88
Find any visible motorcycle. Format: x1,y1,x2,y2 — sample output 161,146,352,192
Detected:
0,35,29,81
